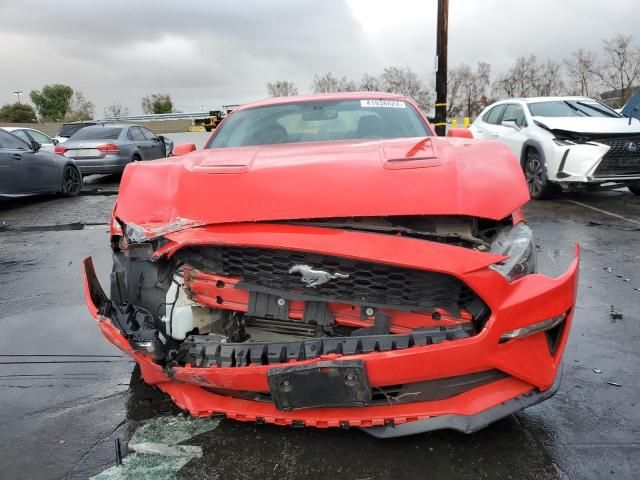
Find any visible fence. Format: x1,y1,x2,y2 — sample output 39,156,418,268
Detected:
0,119,194,137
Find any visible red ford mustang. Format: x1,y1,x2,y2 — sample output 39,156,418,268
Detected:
83,92,578,437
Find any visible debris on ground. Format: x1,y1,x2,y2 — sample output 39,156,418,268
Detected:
91,415,220,479
610,306,624,321
604,267,612,272
593,368,602,374
607,382,622,387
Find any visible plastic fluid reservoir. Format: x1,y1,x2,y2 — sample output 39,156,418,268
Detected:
163,272,210,340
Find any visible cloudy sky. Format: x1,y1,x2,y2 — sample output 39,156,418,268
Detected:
0,0,637,116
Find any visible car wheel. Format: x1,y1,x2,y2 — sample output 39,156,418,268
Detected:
132,154,142,163
61,165,82,197
628,183,640,196
524,151,557,199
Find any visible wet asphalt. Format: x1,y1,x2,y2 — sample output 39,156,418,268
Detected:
0,132,639,479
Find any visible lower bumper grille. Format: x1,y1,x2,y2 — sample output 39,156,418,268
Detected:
182,325,474,367
594,135,640,177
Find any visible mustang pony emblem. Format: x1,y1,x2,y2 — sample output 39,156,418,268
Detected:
288,264,349,287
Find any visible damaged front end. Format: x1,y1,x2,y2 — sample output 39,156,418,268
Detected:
83,213,578,437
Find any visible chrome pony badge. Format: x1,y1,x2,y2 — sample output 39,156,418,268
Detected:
288,264,349,287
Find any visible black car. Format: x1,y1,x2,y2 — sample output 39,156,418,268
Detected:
55,121,109,143
0,130,82,198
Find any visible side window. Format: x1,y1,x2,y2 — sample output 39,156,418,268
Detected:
28,130,52,144
12,130,32,144
483,105,507,125
502,104,527,127
128,127,146,141
0,130,30,149
140,127,157,141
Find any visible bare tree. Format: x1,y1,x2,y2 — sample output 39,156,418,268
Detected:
535,60,565,96
65,91,95,121
594,34,640,105
266,81,298,97
359,73,381,92
105,103,129,118
494,55,539,98
447,63,491,118
446,64,470,118
564,49,598,96
311,73,358,93
379,67,433,110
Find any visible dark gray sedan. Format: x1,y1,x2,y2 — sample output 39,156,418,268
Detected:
0,129,81,198
55,124,173,175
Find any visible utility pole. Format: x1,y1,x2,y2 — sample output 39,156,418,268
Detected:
13,90,23,104
434,0,448,136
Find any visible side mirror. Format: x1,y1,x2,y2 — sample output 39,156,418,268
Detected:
30,140,41,152
172,143,197,156
52,138,59,145
447,128,473,139
502,120,520,130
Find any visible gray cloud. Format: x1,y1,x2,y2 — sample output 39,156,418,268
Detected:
0,0,638,115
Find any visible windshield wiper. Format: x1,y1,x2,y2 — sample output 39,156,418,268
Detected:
563,101,588,117
575,101,619,118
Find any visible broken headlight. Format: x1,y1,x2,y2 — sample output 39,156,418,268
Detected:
490,223,536,282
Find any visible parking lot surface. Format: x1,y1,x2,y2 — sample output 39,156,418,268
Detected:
0,133,638,479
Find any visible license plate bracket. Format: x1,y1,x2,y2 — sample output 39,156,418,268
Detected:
268,360,371,411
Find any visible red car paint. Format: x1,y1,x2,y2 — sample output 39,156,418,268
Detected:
85,92,579,435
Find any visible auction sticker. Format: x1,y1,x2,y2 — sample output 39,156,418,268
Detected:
361,99,406,108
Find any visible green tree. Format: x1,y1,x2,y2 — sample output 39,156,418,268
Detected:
29,84,74,121
141,94,173,114
0,103,37,122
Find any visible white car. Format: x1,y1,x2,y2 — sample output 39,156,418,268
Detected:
470,96,640,198
0,127,58,152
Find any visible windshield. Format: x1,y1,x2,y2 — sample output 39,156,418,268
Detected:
69,126,122,141
528,100,621,118
59,123,96,137
206,99,430,148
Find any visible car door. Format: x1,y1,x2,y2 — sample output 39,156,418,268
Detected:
472,104,507,139
496,103,529,158
0,132,18,195
140,127,165,159
0,131,59,192
127,126,151,160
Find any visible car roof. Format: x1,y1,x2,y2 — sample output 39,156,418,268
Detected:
1,126,48,133
236,91,410,111
493,96,594,104
79,123,132,129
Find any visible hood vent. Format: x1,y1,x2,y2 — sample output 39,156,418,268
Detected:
382,137,442,170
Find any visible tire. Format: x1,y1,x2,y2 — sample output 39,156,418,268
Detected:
61,165,82,197
524,150,558,200
132,153,142,163
628,183,640,196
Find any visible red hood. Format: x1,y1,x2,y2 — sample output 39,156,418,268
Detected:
115,137,529,234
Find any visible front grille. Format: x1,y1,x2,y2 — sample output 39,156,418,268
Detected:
178,246,486,316
594,135,640,177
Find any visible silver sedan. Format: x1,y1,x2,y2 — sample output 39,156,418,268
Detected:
55,124,173,175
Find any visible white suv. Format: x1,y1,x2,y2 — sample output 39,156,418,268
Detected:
470,97,640,198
